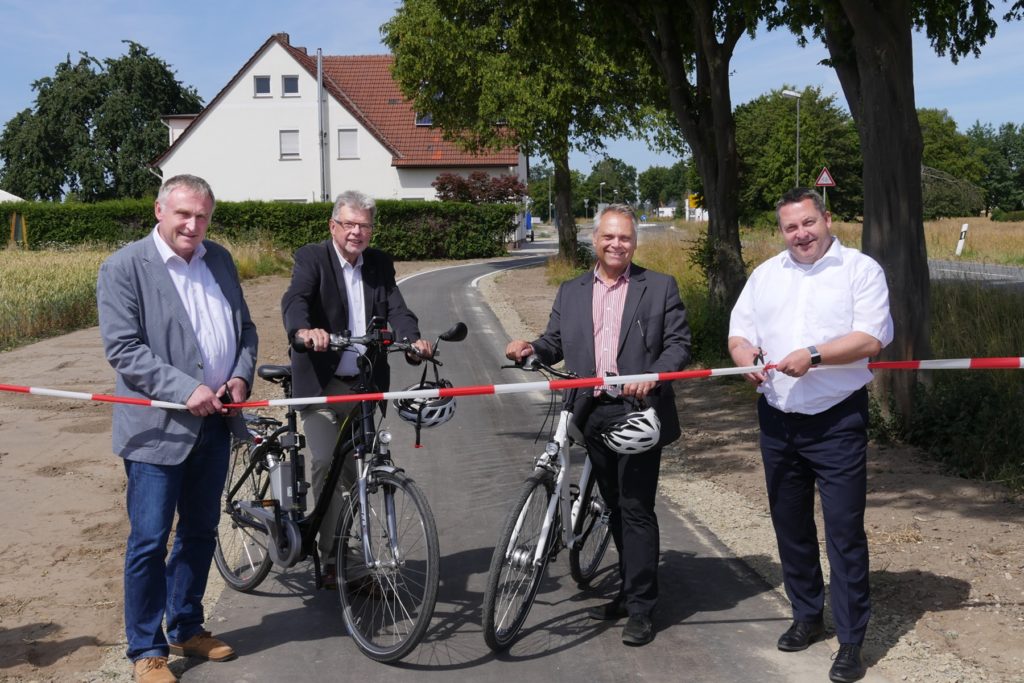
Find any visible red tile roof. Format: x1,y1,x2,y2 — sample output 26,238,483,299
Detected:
154,33,518,169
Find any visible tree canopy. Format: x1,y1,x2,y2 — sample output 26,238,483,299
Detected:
383,0,660,260
0,41,202,201
734,86,862,224
966,121,1024,213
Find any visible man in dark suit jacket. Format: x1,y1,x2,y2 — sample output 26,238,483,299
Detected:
506,203,691,646
98,174,257,682
281,190,431,583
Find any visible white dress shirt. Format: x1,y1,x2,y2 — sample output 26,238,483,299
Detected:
332,243,366,377
729,237,894,414
151,228,236,390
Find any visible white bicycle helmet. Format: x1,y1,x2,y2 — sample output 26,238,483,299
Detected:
393,380,456,428
601,406,661,455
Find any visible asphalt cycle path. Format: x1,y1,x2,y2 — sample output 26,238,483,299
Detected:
190,242,889,682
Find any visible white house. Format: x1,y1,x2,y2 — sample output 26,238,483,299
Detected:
153,33,527,203
0,188,24,202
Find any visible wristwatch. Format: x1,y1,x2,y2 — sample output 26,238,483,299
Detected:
807,345,822,366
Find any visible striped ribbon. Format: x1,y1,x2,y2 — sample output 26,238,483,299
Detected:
1,356,1022,411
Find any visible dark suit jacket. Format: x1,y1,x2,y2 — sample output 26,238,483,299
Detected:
97,236,258,464
282,242,421,399
531,264,692,447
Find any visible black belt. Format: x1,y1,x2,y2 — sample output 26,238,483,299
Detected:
594,393,624,405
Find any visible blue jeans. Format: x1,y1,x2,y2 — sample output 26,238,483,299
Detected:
123,416,230,661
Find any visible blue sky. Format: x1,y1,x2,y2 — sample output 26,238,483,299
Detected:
2,0,1022,176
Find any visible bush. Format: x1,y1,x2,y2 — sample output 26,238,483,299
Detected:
992,207,1024,222
5,199,518,259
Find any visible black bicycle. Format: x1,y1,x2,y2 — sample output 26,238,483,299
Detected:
213,317,467,662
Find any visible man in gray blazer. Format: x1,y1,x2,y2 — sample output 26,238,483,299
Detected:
506,203,691,646
97,174,257,683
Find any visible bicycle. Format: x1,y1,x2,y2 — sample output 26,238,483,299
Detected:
481,355,614,651
213,317,467,662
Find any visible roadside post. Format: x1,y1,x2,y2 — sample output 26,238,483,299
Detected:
955,223,969,256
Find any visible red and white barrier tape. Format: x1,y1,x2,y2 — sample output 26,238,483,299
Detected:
2,356,1022,411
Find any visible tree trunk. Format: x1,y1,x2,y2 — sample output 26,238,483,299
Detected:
620,0,749,321
824,0,931,421
552,146,579,262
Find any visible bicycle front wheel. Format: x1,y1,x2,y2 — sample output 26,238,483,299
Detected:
568,472,613,586
482,470,556,651
336,470,440,663
213,438,273,592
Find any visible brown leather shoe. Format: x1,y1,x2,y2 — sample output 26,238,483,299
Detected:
168,631,236,661
133,656,177,683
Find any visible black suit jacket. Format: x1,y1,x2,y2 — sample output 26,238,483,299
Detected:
531,264,692,446
282,242,421,399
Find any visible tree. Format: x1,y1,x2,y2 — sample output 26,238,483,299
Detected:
966,121,1024,213
0,41,202,201
585,157,639,206
639,161,692,211
432,171,527,203
918,108,986,217
772,1,1024,419
587,0,770,331
734,86,862,224
383,0,660,262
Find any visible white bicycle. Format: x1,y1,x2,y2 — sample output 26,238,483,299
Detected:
481,355,614,651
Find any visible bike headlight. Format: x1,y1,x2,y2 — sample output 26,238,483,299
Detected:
378,430,393,445
545,441,559,456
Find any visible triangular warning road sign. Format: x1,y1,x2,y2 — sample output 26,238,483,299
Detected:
815,166,836,187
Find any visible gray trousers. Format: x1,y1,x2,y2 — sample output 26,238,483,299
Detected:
300,376,359,567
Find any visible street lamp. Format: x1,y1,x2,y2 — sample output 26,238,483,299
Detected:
599,181,606,204
782,89,801,187
583,197,589,219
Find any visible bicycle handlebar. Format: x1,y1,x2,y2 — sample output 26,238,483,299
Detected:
501,354,577,380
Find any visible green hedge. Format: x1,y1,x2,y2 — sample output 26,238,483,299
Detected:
5,199,518,259
991,207,1024,222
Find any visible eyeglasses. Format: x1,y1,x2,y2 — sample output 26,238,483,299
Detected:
331,218,373,232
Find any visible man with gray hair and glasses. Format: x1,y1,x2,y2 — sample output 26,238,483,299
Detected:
282,190,432,588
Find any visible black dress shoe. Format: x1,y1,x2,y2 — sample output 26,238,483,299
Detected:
621,614,654,646
777,619,825,651
588,598,628,621
829,643,866,682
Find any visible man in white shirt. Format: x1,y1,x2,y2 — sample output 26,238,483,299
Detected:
282,190,432,587
98,174,258,683
728,187,893,683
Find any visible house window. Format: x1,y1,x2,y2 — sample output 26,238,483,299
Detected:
338,129,358,159
279,130,300,159
415,112,433,126
282,75,299,96
254,75,271,97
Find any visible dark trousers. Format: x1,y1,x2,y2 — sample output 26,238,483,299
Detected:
583,401,662,617
757,388,870,644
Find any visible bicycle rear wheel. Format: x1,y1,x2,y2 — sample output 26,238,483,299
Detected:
213,437,273,592
336,470,440,663
568,472,613,586
482,470,556,651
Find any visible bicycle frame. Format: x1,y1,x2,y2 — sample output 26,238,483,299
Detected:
509,389,596,569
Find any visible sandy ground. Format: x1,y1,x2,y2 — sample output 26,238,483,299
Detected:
1,256,1022,682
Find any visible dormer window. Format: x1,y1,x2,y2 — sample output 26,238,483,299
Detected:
282,75,299,96
254,75,271,97
415,112,433,126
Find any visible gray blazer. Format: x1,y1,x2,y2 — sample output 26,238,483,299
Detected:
97,236,258,465
531,264,692,447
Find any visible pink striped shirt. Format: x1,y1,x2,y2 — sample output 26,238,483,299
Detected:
592,268,629,394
